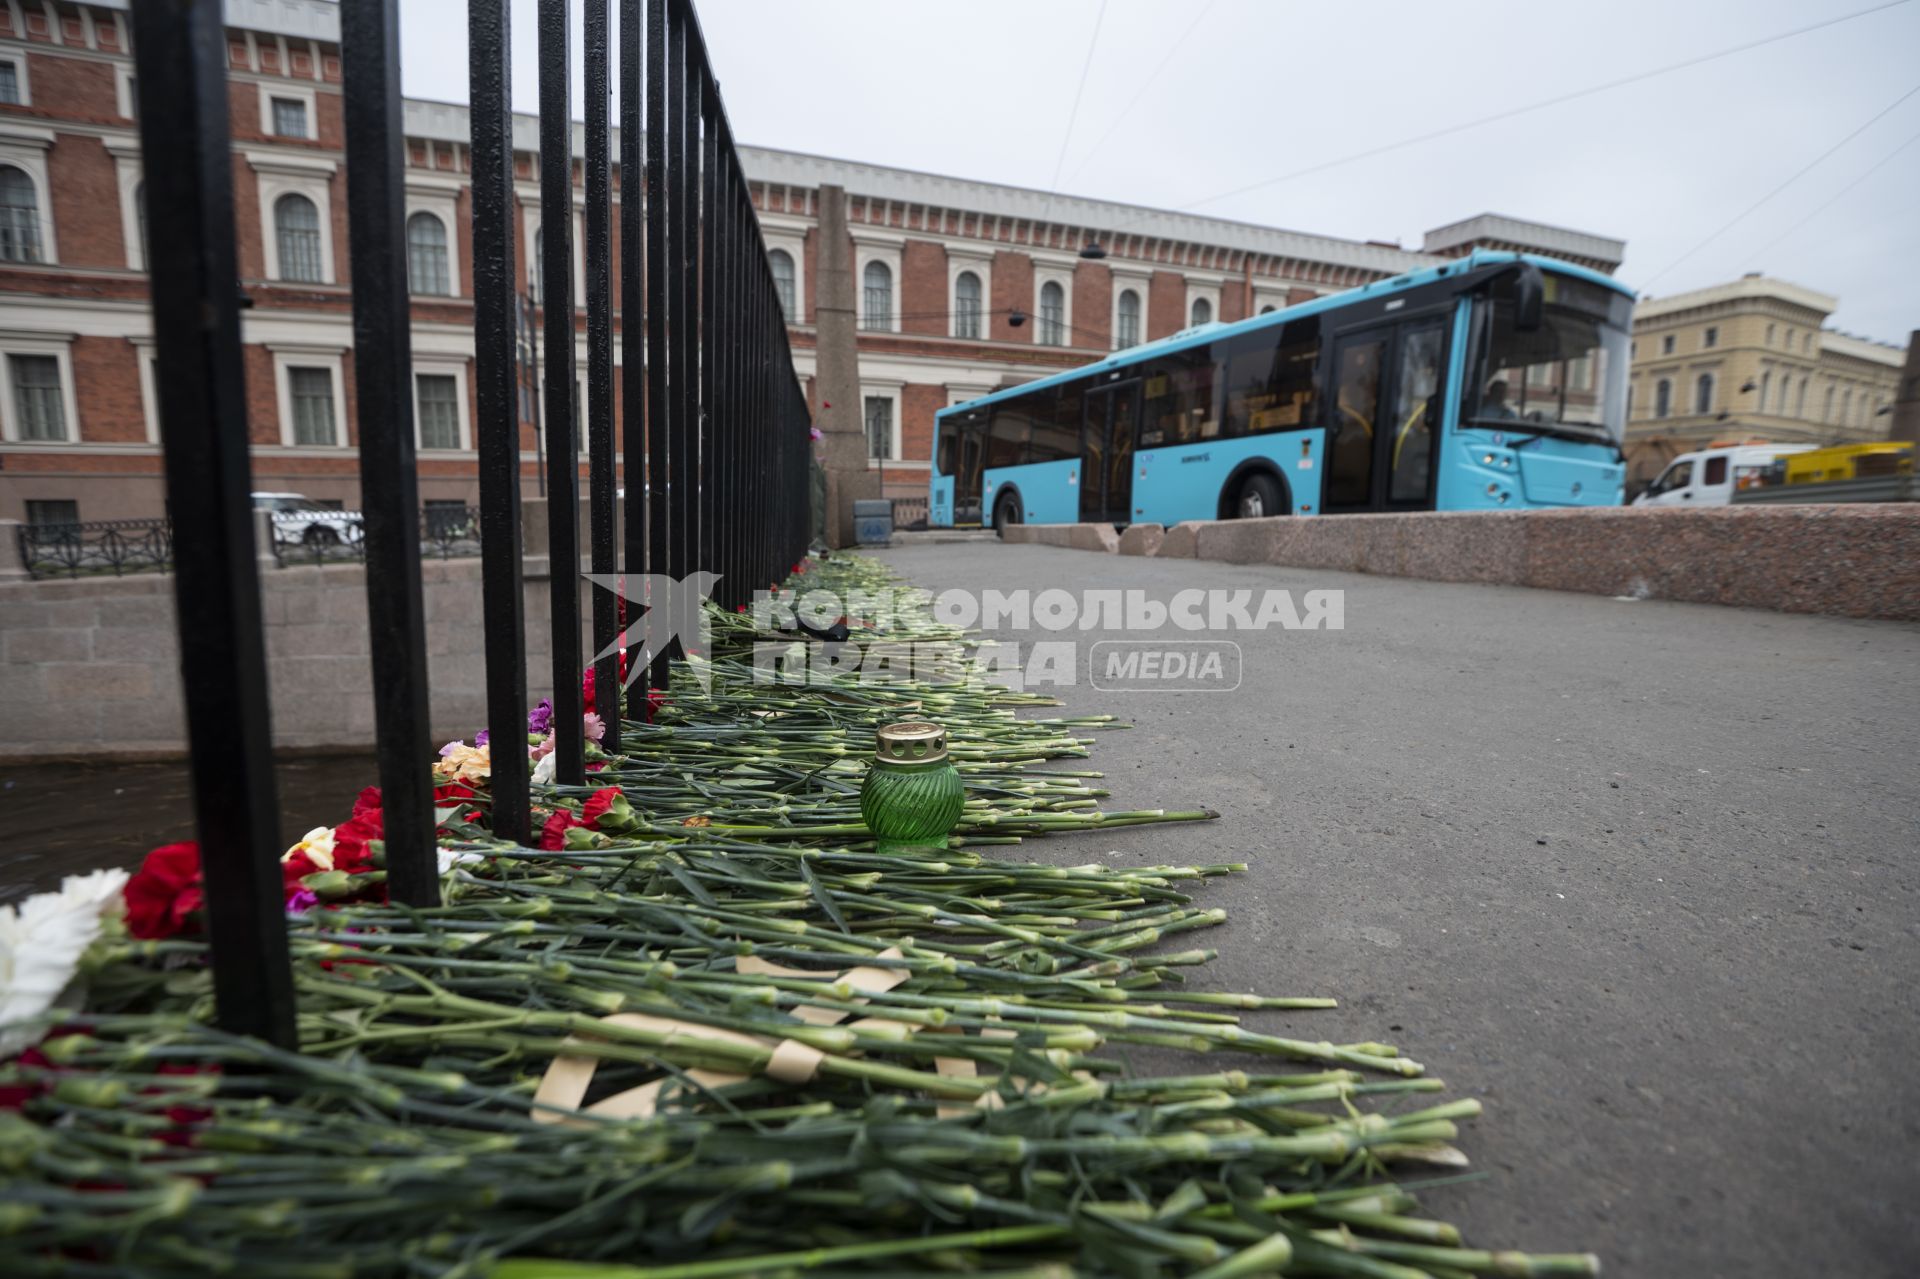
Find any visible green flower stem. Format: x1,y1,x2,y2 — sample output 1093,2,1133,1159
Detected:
485,1223,1071,1279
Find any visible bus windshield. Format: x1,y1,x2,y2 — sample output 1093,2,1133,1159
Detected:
1468,272,1630,447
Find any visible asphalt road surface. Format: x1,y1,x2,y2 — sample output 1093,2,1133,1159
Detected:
873,542,1920,1278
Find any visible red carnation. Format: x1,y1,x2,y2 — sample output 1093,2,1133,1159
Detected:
352,786,382,817
582,651,632,715
434,780,479,806
280,849,325,897
330,810,383,874
124,842,206,940
538,809,586,850
581,786,621,828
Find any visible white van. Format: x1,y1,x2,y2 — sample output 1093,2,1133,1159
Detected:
1631,444,1815,508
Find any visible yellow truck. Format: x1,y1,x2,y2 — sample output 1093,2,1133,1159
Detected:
1732,441,1918,505
1780,442,1913,485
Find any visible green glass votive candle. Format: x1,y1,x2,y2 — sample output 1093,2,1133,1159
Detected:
860,721,965,854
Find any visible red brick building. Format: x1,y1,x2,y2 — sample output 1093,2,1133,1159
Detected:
0,0,1623,526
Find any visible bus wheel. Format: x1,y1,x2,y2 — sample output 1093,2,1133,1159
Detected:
1233,473,1283,519
993,494,1021,536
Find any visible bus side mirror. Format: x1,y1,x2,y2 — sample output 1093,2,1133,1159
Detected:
1514,262,1544,332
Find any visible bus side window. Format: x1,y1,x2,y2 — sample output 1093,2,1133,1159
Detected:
1220,316,1319,437
936,426,954,476
1141,349,1214,446
987,405,1031,468
1030,384,1081,462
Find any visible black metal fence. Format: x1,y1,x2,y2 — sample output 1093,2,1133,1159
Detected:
16,507,496,578
130,0,812,1046
15,518,172,579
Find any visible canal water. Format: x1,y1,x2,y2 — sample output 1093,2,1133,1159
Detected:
0,753,379,902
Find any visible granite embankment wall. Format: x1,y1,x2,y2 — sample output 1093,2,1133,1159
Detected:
0,501,597,760
1005,506,1920,622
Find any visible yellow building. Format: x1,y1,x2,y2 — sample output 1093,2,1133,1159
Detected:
1624,273,1904,490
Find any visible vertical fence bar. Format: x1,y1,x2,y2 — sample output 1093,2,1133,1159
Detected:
665,3,690,602
644,0,671,691
696,70,718,596
584,0,619,754
619,0,646,705
674,31,700,590
539,0,585,783
469,0,530,844
755,239,772,587
129,1,294,1048
339,0,437,907
713,124,735,610
728,160,747,606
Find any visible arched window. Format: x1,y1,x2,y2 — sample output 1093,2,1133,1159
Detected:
406,212,450,296
0,165,43,263
1654,378,1672,418
529,227,543,303
274,192,323,282
769,249,795,321
1796,377,1808,417
1694,373,1714,415
1841,389,1853,426
1823,385,1835,422
861,260,892,331
1116,289,1140,348
1758,371,1771,413
1038,281,1065,346
1259,305,1276,315
953,270,982,340
1190,297,1212,327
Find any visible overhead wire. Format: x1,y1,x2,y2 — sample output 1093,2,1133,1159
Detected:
1062,0,1218,184
1036,0,1111,228
1638,80,1920,290
1088,0,1913,234
1741,126,1920,264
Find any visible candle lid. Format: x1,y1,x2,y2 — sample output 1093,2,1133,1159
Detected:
875,721,947,763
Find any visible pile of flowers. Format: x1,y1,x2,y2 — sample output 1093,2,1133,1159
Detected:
0,556,1602,1279
111,660,654,944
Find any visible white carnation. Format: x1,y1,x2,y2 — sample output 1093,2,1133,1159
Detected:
0,868,130,1057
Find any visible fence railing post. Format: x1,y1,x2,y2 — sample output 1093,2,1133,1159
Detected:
668,5,695,602
538,0,585,785
644,0,671,692
618,0,647,703
130,0,295,1049
584,0,620,755
340,0,438,908
467,0,531,845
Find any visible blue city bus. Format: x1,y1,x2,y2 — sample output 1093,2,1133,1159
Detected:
928,251,1633,530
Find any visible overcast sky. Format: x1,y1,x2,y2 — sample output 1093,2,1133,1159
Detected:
396,0,1920,345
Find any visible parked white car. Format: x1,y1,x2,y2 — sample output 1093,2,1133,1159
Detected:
251,491,363,546
1631,444,1815,508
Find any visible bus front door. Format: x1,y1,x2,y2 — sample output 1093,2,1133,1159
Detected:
1080,379,1141,524
954,419,987,524
1326,320,1445,512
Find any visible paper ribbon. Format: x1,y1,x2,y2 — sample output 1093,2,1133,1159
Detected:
531,948,1069,1124
534,949,905,1124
